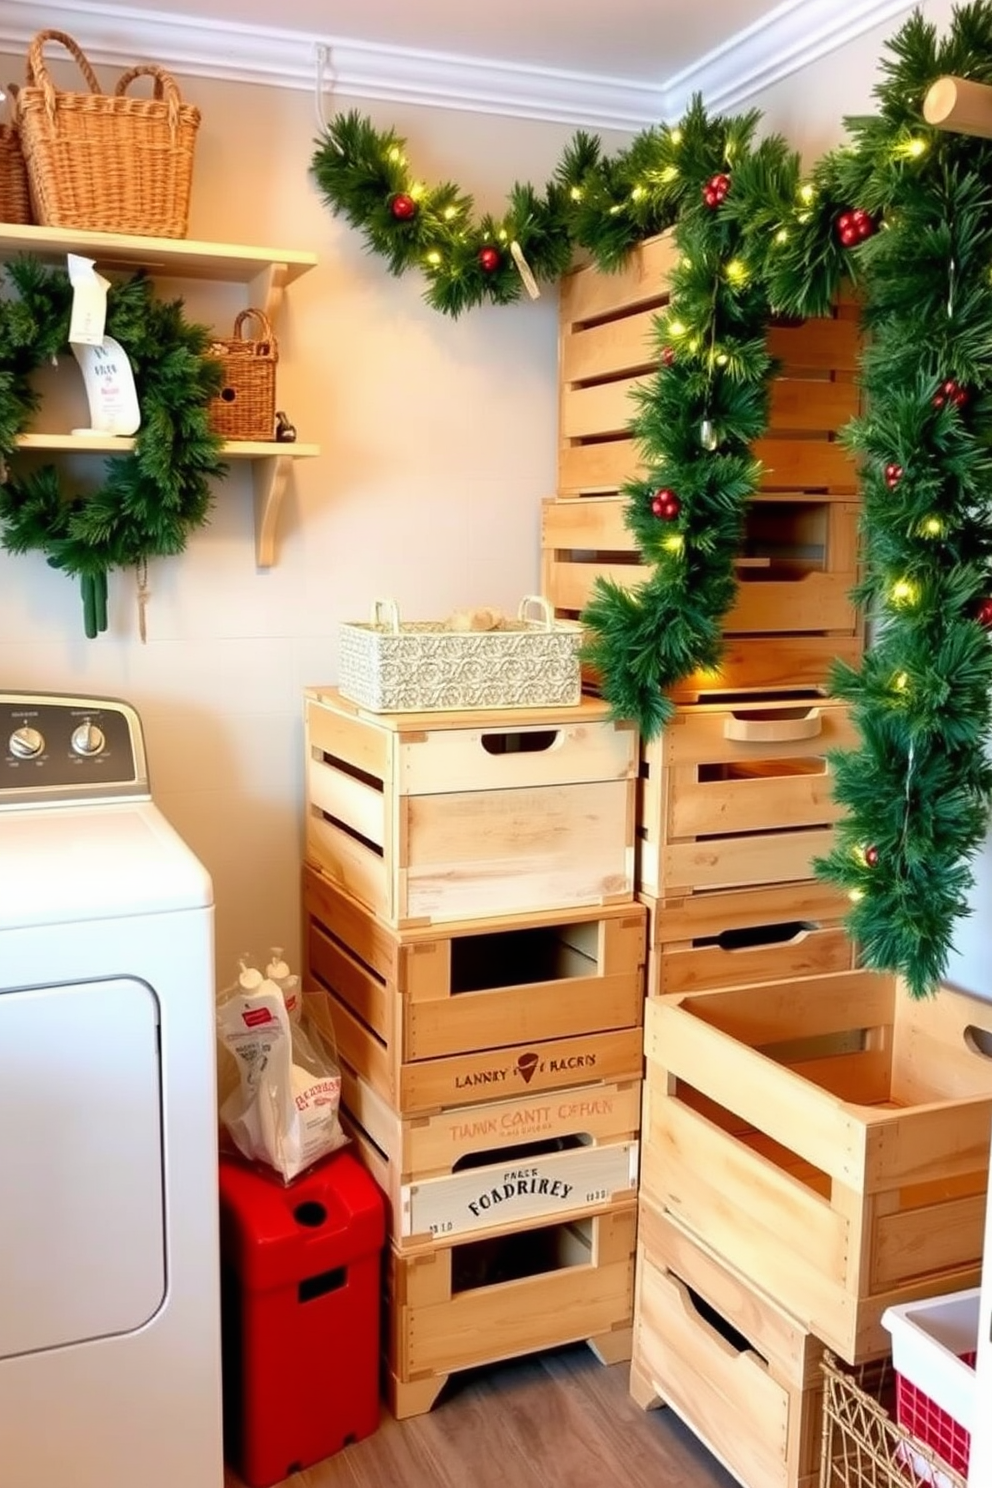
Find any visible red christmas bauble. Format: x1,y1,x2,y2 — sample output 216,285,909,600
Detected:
837,207,875,245
884,462,903,489
702,173,729,208
864,845,879,868
651,488,681,520
976,597,992,628
932,391,947,409
390,192,417,221
661,346,675,367
478,246,501,273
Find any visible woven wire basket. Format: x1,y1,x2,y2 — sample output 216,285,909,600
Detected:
15,30,200,237
207,308,277,442
820,1352,967,1488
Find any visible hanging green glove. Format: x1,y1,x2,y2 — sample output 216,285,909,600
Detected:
81,571,108,638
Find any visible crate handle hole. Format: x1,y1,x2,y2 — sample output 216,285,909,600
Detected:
294,1200,328,1227
221,386,237,403
964,1025,992,1058
481,729,560,755
724,708,822,743
708,920,815,952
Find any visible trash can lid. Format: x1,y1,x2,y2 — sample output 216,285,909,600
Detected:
219,1149,385,1289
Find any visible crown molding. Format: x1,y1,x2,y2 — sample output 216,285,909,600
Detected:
663,0,916,116
0,0,916,130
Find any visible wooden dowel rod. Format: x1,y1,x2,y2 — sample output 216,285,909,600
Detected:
923,75,992,140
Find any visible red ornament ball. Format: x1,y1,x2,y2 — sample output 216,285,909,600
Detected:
976,597,992,629
836,207,875,246
661,346,675,367
702,172,730,208
935,377,968,410
478,245,501,273
651,488,681,520
864,845,879,868
390,192,417,221
884,462,903,489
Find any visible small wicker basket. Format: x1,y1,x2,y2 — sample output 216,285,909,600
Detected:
207,309,278,442
15,30,200,237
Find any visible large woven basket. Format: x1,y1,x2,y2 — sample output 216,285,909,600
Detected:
207,308,278,441
338,596,584,713
15,30,200,237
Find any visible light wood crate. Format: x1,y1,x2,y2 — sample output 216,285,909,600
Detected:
304,867,646,1105
637,696,857,898
642,880,857,999
385,1201,637,1418
542,492,862,635
551,228,865,698
558,228,861,500
641,971,992,1363
631,1198,826,1488
305,688,637,927
338,1057,640,1249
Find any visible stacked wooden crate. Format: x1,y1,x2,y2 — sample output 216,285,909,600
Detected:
546,232,992,1488
302,687,648,1418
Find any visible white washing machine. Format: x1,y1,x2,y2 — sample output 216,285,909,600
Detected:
0,691,224,1488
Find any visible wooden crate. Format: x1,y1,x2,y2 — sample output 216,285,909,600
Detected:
385,1202,637,1418
637,696,857,898
304,866,646,1105
542,492,862,634
631,1198,826,1488
552,229,864,698
558,228,861,500
304,688,637,927
643,880,857,999
339,1058,640,1248
641,971,992,1363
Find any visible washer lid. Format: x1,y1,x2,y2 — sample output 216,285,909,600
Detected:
0,802,212,929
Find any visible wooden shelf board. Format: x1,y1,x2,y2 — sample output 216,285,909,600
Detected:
0,225,316,284
16,434,319,458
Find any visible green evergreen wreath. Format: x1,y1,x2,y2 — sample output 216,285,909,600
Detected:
0,257,226,636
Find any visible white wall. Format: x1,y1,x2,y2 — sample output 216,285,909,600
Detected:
748,0,992,1003
0,45,632,980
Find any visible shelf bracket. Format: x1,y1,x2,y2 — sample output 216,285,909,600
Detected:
252,454,293,568
248,261,290,323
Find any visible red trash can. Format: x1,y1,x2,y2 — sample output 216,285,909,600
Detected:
219,1148,385,1488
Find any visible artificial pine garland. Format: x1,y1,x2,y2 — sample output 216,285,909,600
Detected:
310,109,689,314
0,258,226,636
583,106,800,739
792,5,992,999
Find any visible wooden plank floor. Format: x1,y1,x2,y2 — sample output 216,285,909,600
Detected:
224,1345,736,1488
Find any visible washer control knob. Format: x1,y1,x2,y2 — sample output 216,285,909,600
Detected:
9,725,44,759
71,721,106,757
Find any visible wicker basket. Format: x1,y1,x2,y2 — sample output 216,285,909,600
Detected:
207,309,278,442
820,1352,967,1488
338,596,584,713
14,30,200,237
0,87,31,224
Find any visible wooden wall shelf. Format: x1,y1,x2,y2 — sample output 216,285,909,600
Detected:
15,434,320,568
0,225,317,323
